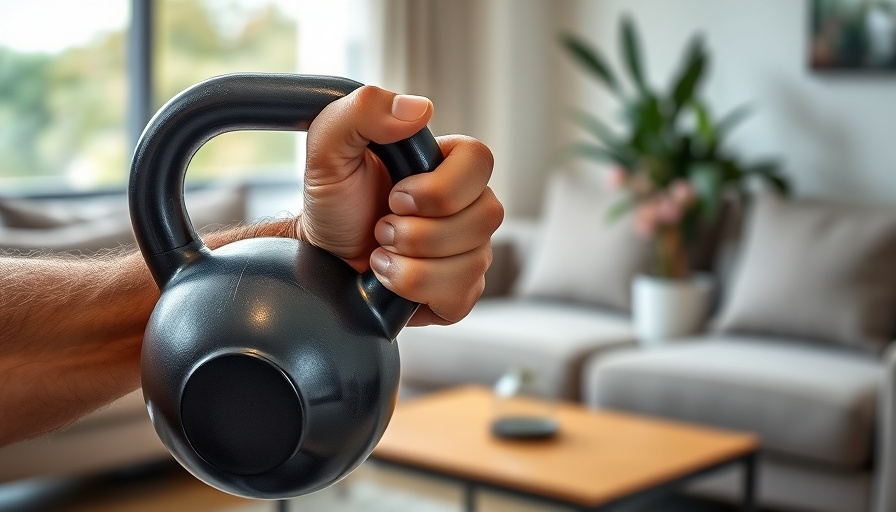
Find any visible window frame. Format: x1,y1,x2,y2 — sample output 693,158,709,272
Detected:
128,0,153,154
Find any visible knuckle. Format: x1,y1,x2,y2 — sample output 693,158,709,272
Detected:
470,276,486,303
443,303,472,324
484,192,505,233
474,244,493,275
483,244,494,272
477,145,496,173
461,136,495,171
450,279,484,322
351,85,387,109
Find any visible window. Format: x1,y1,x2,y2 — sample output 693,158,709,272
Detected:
155,0,298,184
0,0,128,192
0,0,371,193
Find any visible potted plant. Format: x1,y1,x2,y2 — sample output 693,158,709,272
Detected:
561,17,788,343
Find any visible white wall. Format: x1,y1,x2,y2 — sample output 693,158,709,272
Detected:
567,0,896,202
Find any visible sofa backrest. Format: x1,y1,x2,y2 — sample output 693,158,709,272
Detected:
0,184,248,255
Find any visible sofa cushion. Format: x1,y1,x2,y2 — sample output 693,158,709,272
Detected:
0,185,247,254
715,193,896,354
0,197,88,229
398,298,636,400
0,390,168,482
514,172,649,312
584,337,881,468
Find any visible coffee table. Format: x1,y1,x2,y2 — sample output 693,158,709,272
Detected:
371,386,758,511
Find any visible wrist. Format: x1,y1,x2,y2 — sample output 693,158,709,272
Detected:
204,216,303,249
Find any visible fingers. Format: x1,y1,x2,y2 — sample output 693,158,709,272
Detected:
375,188,502,258
371,134,501,323
388,135,495,217
305,86,434,187
300,86,435,265
303,87,502,326
370,243,493,324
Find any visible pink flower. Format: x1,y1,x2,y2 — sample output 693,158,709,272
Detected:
634,201,659,238
656,194,682,225
604,167,628,190
670,179,696,206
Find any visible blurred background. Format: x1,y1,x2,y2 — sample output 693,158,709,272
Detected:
2,0,896,511
0,0,373,193
2,0,895,209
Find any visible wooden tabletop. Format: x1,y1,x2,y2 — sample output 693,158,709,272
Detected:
373,386,758,507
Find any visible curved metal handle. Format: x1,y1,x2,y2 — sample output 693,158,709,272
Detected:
129,73,443,335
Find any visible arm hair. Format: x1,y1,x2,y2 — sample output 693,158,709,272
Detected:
0,219,299,446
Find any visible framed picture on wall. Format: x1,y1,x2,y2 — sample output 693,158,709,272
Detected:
811,0,896,71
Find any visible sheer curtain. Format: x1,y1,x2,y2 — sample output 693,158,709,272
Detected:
369,0,489,139
368,0,581,217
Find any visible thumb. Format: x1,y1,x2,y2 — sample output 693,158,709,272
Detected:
305,85,433,187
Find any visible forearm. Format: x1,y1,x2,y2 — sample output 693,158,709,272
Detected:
0,219,298,446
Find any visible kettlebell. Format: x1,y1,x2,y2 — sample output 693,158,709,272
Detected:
128,73,442,499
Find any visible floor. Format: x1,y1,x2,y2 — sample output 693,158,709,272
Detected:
0,460,743,512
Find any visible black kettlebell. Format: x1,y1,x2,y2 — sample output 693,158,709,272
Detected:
128,73,442,499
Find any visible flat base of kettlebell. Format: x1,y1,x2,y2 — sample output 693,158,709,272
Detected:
181,353,304,476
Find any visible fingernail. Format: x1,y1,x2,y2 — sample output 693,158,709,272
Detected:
370,249,393,276
376,221,396,248
391,191,417,214
391,94,431,122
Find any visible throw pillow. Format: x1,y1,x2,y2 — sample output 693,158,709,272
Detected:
514,171,650,312
715,193,896,354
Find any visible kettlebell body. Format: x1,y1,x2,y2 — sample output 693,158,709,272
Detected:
129,74,442,499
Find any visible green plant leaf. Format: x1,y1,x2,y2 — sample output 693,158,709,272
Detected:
621,16,648,93
672,135,694,177
719,159,745,183
744,161,790,195
561,142,630,167
692,100,714,143
689,163,724,221
627,95,667,155
606,196,636,223
560,33,621,94
569,108,623,147
716,103,753,138
671,36,707,113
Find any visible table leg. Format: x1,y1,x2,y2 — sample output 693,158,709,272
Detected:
743,452,758,512
464,482,477,512
276,500,289,512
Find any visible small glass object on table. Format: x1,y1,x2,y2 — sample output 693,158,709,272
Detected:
491,366,559,439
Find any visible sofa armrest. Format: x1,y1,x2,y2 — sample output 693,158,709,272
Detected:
481,217,538,298
873,342,896,512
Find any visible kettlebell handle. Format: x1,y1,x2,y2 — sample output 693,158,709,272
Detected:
129,74,443,337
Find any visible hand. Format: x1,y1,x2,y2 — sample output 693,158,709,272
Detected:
300,86,503,325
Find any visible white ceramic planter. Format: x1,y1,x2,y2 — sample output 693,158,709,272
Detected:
632,274,713,346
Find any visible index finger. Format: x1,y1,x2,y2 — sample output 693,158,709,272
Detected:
389,135,495,218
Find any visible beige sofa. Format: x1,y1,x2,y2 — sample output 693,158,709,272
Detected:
398,174,896,512
398,173,643,400
0,185,248,482
583,193,896,512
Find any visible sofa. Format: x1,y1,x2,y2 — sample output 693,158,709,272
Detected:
398,172,644,401
0,184,248,482
398,171,896,512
